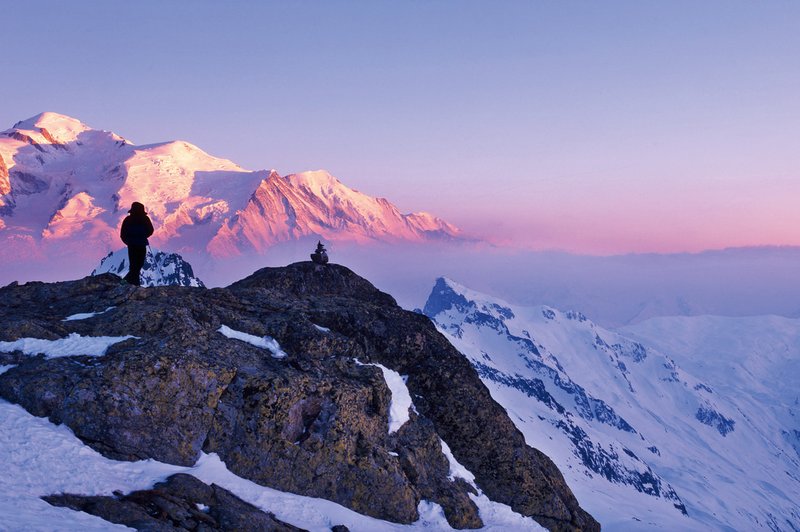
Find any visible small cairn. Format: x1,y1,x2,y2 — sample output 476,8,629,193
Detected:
310,241,329,265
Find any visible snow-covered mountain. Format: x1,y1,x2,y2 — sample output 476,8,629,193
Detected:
424,278,800,530
0,112,464,279
91,248,205,287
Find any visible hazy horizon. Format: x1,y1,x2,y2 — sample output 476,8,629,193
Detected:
8,238,799,329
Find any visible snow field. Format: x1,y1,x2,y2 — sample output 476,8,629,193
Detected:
0,399,178,531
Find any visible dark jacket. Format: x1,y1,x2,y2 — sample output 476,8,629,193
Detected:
120,213,154,246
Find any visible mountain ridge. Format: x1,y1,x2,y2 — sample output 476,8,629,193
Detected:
0,112,467,278
424,277,800,530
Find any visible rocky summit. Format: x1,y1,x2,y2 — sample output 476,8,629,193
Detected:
0,263,598,531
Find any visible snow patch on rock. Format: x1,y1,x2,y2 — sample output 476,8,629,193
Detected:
355,359,413,433
218,325,287,359
0,333,136,358
63,306,115,322
439,438,477,487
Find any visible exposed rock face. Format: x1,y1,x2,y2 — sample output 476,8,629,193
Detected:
38,127,70,151
44,473,303,531
202,356,424,523
9,169,49,195
0,264,598,531
230,265,598,530
7,130,46,152
0,152,9,195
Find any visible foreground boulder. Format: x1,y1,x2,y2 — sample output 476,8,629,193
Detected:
0,263,599,531
44,473,302,532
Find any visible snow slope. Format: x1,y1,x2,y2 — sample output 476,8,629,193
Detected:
424,278,800,531
622,314,800,502
0,112,464,282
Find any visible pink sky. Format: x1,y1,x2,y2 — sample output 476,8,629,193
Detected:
469,174,800,254
3,2,799,255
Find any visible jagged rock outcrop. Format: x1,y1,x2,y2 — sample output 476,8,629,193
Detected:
44,473,303,531
0,264,598,531
92,248,206,287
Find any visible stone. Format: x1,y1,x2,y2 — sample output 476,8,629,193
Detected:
310,241,329,265
43,473,303,531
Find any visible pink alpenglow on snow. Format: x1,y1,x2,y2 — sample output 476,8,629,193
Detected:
0,113,467,283
208,170,463,256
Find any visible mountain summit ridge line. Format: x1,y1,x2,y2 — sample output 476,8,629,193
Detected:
0,112,467,269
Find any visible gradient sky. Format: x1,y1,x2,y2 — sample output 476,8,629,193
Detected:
3,1,799,253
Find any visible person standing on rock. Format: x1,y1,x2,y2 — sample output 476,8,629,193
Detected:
120,202,154,286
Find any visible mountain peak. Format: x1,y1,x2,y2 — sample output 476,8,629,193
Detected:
439,276,467,293
423,277,473,318
11,112,92,140
285,170,342,194
92,248,205,287
13,111,79,126
433,276,493,302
